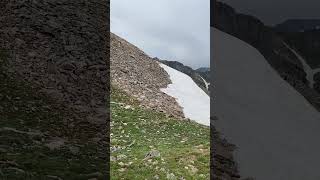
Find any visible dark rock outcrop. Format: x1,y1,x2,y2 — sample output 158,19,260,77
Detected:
313,72,320,93
213,2,305,81
196,67,210,90
211,123,240,180
213,1,274,59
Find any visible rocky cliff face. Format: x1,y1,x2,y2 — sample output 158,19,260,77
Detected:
0,0,109,125
213,2,301,69
213,1,274,58
110,33,184,119
213,1,320,111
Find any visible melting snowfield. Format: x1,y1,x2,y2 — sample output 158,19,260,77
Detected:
159,63,210,126
212,27,320,180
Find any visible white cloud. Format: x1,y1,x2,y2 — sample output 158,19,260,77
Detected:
111,0,210,69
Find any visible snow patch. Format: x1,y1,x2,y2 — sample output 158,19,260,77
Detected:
159,63,210,126
213,27,320,180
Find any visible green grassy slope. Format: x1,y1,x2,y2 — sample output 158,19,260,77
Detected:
111,86,210,180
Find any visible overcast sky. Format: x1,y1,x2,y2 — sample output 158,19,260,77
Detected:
111,0,210,69
220,0,320,25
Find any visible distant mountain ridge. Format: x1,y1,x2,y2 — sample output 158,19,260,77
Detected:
196,67,210,73
275,19,320,32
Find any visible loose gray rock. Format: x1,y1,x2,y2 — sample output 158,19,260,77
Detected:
144,150,160,160
166,173,176,180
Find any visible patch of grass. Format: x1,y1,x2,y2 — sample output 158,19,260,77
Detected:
111,86,210,179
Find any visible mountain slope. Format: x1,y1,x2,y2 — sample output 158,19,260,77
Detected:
213,27,320,180
213,0,320,112
196,68,210,82
110,86,209,179
159,64,210,126
110,33,212,179
158,59,210,94
111,33,210,124
110,33,184,119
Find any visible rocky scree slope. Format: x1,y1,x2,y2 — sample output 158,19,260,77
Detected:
213,1,320,111
110,33,184,119
211,121,240,180
0,1,109,178
0,62,108,179
0,0,109,126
